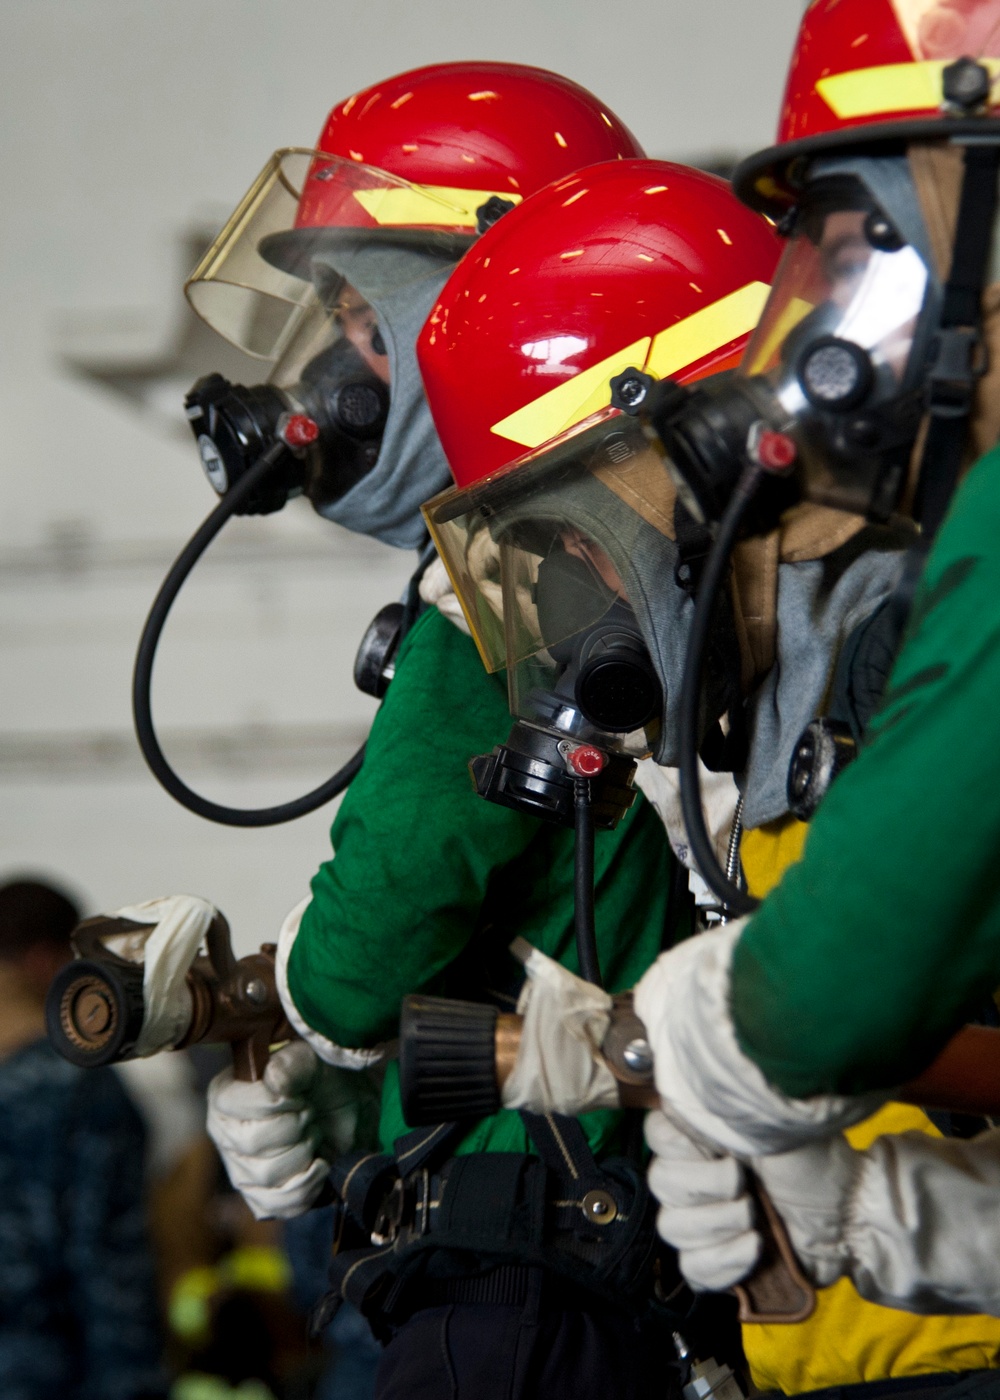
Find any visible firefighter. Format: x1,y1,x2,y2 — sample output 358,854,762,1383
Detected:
206,156,781,1399
417,108,1000,1394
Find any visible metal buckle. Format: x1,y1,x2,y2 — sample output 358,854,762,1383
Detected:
925,327,987,419
370,1177,405,1247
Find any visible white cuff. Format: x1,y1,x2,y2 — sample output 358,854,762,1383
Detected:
633,923,885,1157
846,1128,1000,1316
275,898,384,1070
419,557,471,637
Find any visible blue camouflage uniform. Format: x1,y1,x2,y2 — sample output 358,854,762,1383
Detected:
0,1039,166,1400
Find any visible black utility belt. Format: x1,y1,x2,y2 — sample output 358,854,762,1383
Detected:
317,1114,670,1337
371,1152,632,1254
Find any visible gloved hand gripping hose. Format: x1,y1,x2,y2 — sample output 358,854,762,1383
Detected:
133,441,366,827
678,462,764,917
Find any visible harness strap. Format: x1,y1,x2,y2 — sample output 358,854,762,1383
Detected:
329,1150,397,1227
392,1121,463,1174
435,1151,546,1246
914,142,1000,541
518,1110,606,1189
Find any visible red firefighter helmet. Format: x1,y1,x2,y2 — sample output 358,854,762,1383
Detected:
419,160,780,707
418,158,782,488
294,61,644,239
187,63,644,358
735,0,1000,215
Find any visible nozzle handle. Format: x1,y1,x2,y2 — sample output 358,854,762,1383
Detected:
45,911,290,1083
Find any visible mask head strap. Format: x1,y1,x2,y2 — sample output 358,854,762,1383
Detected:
913,140,1000,540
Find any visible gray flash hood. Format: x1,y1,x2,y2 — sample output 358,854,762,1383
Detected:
741,534,910,829
308,240,465,549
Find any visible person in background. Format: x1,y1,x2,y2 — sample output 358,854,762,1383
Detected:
0,877,167,1400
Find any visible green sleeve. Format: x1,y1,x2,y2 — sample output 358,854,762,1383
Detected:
287,607,537,1047
732,444,1000,1097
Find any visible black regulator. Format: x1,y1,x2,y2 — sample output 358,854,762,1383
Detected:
468,553,664,987
185,339,389,517
133,350,424,828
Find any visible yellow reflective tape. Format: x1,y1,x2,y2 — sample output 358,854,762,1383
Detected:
817,58,1000,120
646,281,771,381
490,279,772,449
490,338,651,448
352,184,522,228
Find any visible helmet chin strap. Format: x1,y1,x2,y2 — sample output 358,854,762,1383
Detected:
912,140,1000,542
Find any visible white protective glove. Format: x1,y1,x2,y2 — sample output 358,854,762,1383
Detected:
645,1109,857,1292
419,555,471,636
103,895,218,1055
645,1110,762,1292
501,942,620,1118
839,1126,1000,1316
633,921,886,1157
207,1040,362,1220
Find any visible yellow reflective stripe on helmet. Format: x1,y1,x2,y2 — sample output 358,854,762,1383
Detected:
490,338,652,448
646,280,771,380
817,58,1000,120
490,280,771,450
352,184,522,228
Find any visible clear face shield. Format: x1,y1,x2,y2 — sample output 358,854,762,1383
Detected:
182,150,473,515
738,176,938,517
425,410,670,760
618,161,946,533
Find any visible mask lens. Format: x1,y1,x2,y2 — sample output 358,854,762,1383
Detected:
423,411,675,673
736,174,937,519
534,549,618,656
743,200,929,388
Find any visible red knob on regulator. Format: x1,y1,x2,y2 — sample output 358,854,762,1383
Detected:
281,414,320,449
567,744,607,777
754,429,797,472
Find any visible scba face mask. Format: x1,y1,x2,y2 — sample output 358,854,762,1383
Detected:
424,411,711,829
183,148,472,521
184,319,390,518
526,550,660,743
615,147,989,535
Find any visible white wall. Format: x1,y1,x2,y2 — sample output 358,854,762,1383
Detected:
0,0,804,951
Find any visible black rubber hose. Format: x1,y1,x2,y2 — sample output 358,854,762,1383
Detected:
573,775,602,985
678,463,764,917
133,442,365,827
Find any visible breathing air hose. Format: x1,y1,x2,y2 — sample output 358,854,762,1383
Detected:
573,776,602,985
133,442,425,827
678,462,764,917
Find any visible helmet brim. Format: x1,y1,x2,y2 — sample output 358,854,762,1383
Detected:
734,115,1000,218
259,226,475,281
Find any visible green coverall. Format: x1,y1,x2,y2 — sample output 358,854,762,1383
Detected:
732,443,1000,1097
287,604,674,1155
